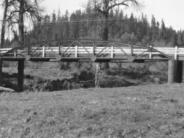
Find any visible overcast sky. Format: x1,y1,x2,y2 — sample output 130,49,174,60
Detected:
0,0,184,30
41,0,184,31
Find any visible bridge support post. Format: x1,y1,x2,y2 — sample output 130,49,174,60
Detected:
175,60,183,83
95,63,100,88
168,60,184,84
17,60,24,92
0,59,2,85
168,60,175,84
42,46,46,58
182,61,184,83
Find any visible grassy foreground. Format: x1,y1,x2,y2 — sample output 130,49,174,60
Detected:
0,84,184,138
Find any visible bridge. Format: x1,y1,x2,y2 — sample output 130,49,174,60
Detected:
0,40,184,91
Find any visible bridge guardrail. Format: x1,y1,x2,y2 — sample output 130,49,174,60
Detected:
1,46,184,60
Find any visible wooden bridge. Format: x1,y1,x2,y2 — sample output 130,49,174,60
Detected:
0,40,184,91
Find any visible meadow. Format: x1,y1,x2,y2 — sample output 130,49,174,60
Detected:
0,84,184,137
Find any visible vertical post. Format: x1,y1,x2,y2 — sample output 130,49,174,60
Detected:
131,45,134,56
175,60,183,83
91,46,94,57
174,46,178,60
28,44,31,56
149,45,153,59
58,46,61,55
75,45,78,58
17,60,24,92
0,59,2,85
13,50,17,57
95,63,99,88
182,61,184,83
42,46,45,58
111,46,114,58
168,59,175,84
93,42,96,56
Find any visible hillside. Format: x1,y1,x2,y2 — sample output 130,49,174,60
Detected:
0,84,184,137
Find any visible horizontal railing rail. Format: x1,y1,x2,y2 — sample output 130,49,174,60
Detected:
1,44,184,60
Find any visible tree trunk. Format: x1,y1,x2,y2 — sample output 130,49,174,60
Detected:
102,14,109,41
1,0,8,48
19,0,24,47
0,59,2,85
102,13,109,69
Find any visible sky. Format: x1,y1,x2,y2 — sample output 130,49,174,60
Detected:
41,0,184,31
0,0,184,31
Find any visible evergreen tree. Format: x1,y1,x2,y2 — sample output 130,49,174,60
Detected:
27,6,181,47
52,12,57,23
177,32,183,46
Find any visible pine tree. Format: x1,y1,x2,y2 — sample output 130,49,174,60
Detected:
177,32,183,46
52,12,56,23
161,20,166,40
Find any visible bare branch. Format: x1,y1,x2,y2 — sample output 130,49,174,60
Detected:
108,0,139,10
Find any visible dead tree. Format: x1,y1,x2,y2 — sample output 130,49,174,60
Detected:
3,0,41,47
18,0,40,47
93,0,139,41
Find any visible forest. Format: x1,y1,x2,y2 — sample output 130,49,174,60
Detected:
1,0,184,48
24,8,184,47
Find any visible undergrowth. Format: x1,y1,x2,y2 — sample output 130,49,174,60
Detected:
1,62,168,92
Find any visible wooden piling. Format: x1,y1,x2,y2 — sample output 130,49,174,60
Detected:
149,45,153,59
175,60,183,83
0,59,2,85
42,46,46,58
17,60,24,91
168,60,175,84
182,61,184,83
168,60,184,84
95,63,99,88
130,45,134,56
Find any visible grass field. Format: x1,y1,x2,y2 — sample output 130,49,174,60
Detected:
0,84,184,137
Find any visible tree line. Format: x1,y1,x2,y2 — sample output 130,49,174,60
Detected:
1,0,184,47
27,8,184,47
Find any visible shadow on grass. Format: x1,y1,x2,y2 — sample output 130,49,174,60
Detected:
1,73,34,92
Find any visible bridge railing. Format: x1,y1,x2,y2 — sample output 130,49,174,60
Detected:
1,45,184,60
0,48,12,54
28,46,184,59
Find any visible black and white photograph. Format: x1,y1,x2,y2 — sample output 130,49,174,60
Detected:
0,0,184,137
